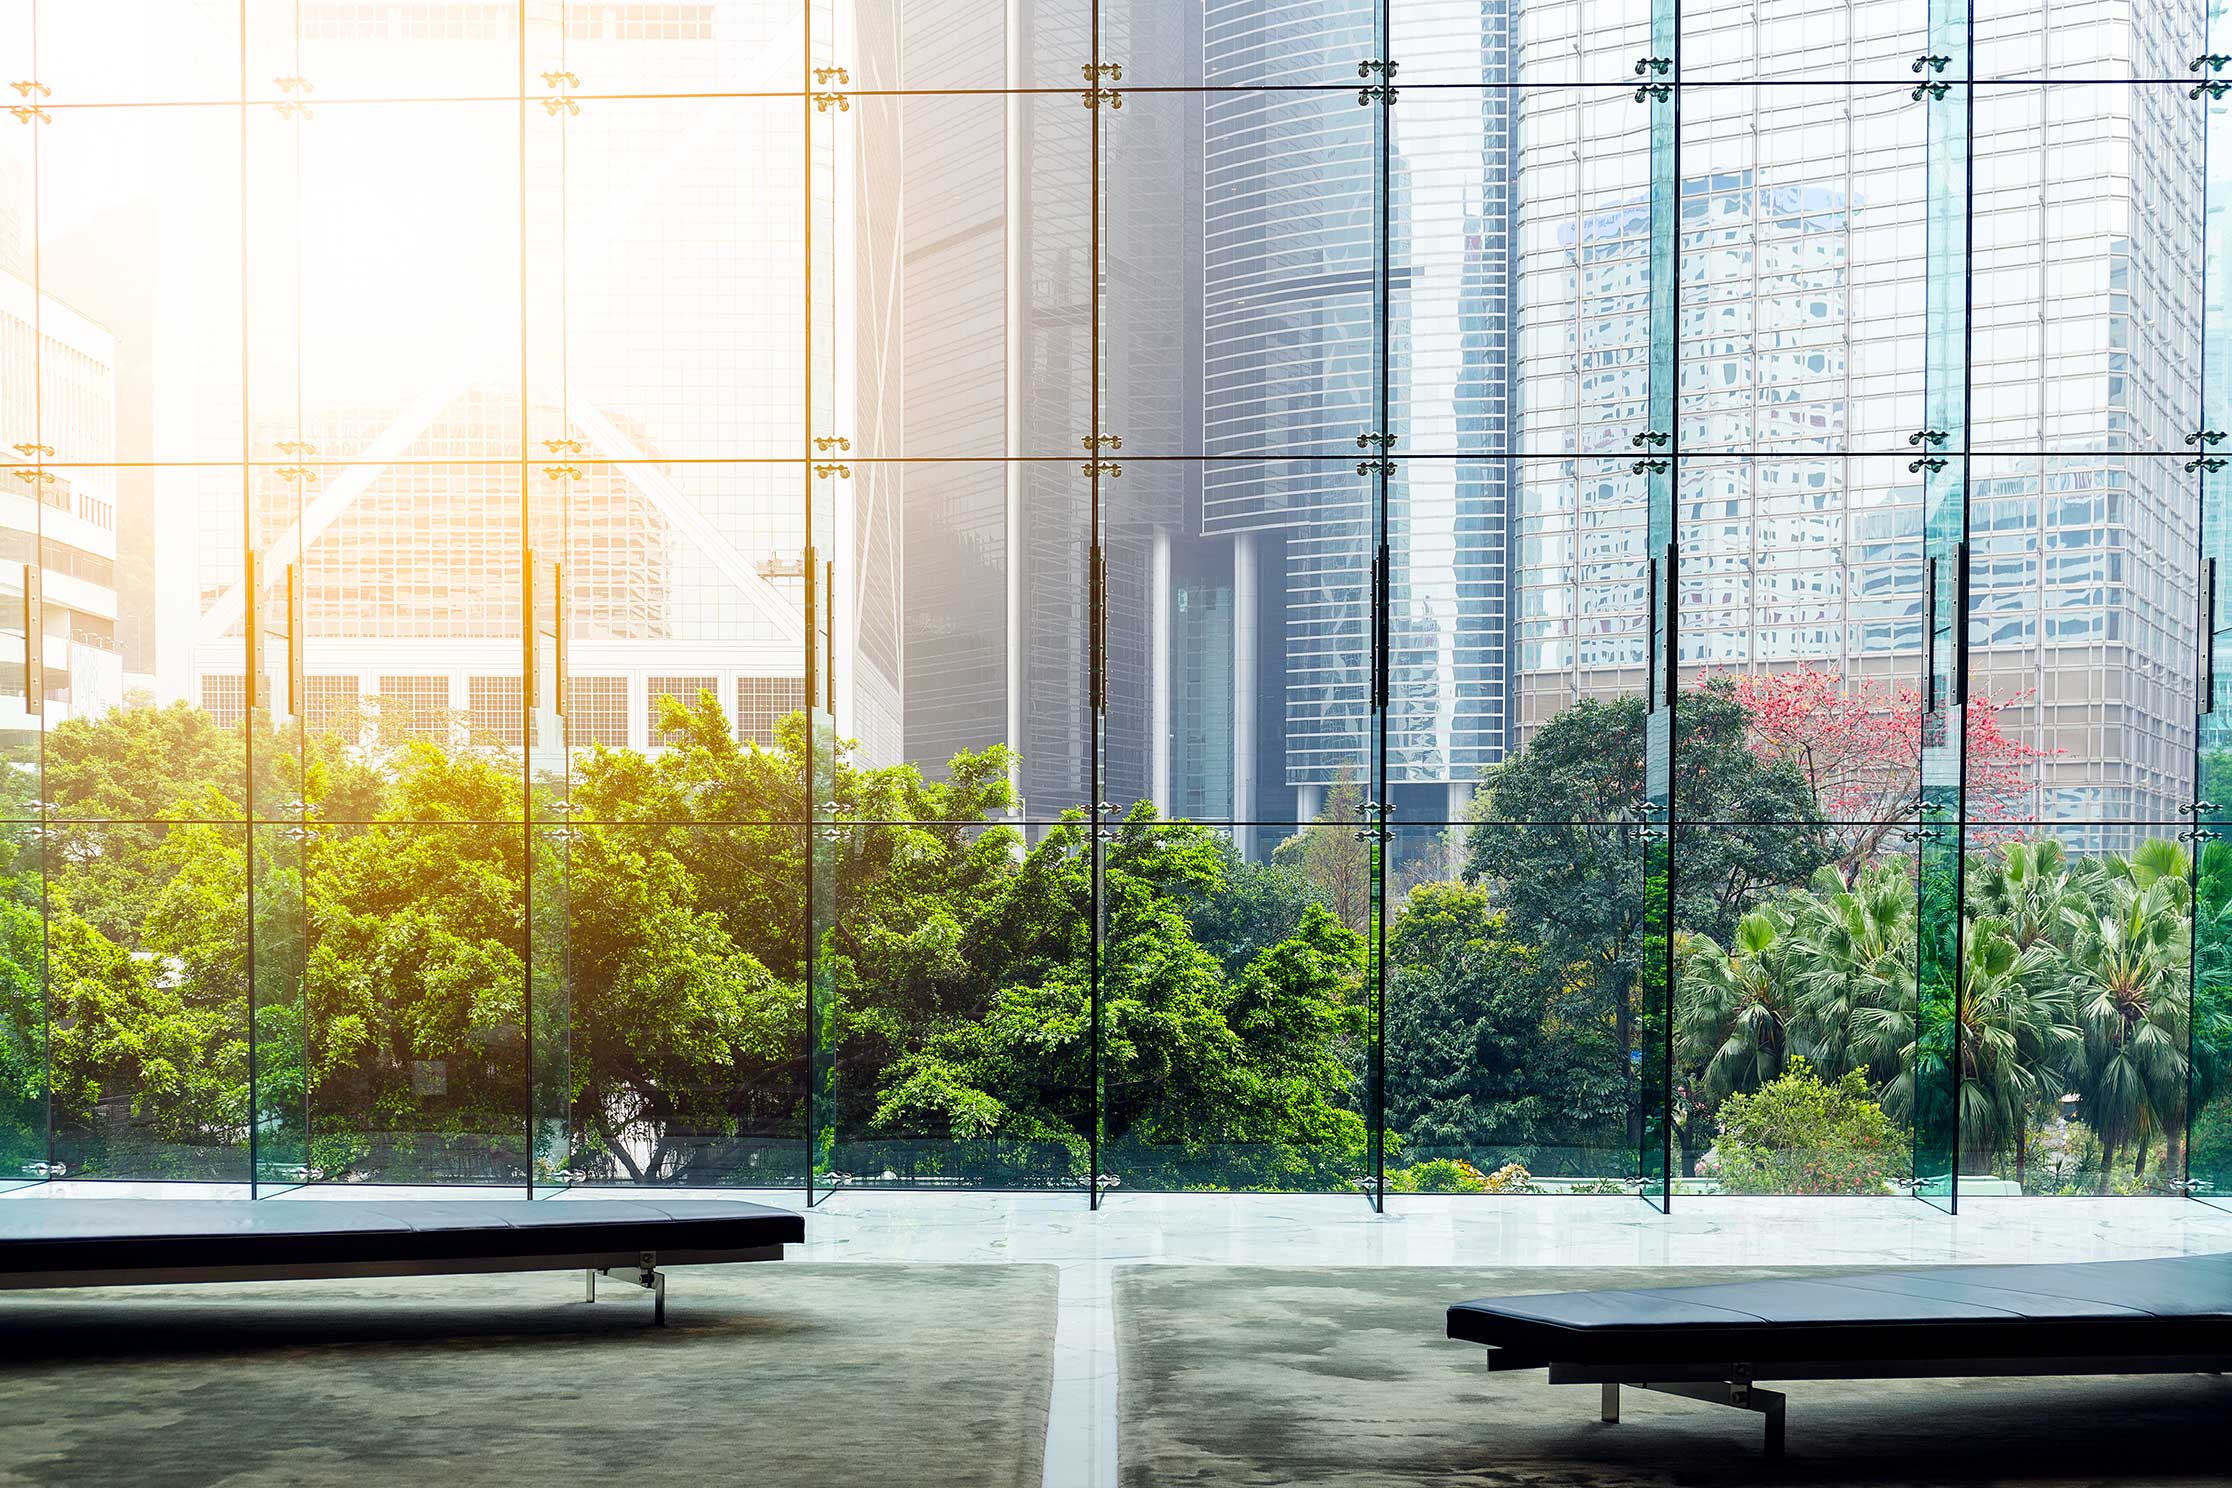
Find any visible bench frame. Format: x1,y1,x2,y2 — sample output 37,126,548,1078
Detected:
1489,1350,2232,1458
0,1243,787,1326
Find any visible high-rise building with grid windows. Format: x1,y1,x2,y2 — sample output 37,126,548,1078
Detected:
1512,0,2204,825
1193,0,1522,826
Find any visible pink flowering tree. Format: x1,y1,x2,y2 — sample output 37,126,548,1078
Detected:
1732,664,2054,883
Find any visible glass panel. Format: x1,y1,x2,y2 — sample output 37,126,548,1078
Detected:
1964,822,2189,1194
307,821,526,1185
1961,452,2200,827
1384,822,1644,1191
1383,82,1526,459
246,0,519,104
546,822,806,1188
1973,0,2205,80
34,105,243,465
0,823,44,1187
830,87,1090,461
264,101,522,462
0,523,42,821
1118,0,1376,89
815,820,1089,1192
250,820,309,1190
1506,83,1658,461
825,0,1088,93
1677,85,1926,457
549,97,802,464
1970,83,2204,455
1096,459,1377,827
1095,820,1371,1193
1674,824,1918,1196
539,462,808,818
1111,89,1378,461
528,0,808,100
1676,455,1929,829
1681,0,1926,84
1395,0,1644,86
31,0,241,107
47,820,250,1182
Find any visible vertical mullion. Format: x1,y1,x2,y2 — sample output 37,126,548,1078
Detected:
803,0,818,1211
240,0,261,1195
1634,0,1680,1215
1912,0,1974,1214
1088,0,1105,1212
516,0,533,1199
2190,19,2232,1209
1368,0,1391,1216
32,1,51,1186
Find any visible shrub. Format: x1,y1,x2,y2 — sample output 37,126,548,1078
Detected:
1385,1158,1540,1194
1386,1158,1488,1193
1710,1058,1906,1195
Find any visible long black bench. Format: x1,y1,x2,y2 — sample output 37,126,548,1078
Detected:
0,1198,803,1325
1448,1254,2232,1457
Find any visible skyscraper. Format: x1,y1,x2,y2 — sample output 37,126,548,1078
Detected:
1512,4,2203,824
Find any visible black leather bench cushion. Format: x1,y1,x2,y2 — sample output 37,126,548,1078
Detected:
1447,1254,2232,1365
0,1198,803,1278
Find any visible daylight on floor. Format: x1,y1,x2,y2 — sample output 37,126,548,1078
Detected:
3,1,2231,1484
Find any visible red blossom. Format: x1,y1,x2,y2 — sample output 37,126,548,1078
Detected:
1729,664,2056,878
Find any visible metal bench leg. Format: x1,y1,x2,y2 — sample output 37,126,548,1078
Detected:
1601,1383,1620,1424
585,1252,665,1325
1623,1373,1786,1459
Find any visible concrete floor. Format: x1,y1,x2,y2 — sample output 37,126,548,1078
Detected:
11,1183,2232,1487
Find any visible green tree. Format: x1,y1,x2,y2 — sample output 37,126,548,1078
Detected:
1382,880,1627,1175
1708,1057,1905,1195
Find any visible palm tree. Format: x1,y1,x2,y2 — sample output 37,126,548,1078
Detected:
1967,838,2077,956
2062,861,2191,1190
1950,914,2075,1183
1677,906,1793,1104
1783,863,1915,1086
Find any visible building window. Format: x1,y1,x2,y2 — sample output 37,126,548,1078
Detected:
647,675,718,745
201,674,245,729
305,676,360,737
374,675,451,744
468,675,523,748
735,676,802,748
567,676,630,749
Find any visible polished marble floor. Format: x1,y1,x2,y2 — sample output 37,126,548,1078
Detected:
12,1183,2232,1487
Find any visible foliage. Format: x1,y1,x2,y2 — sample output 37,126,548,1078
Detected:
1385,1158,1537,1194
1386,1157,1490,1193
1707,1059,1906,1195
0,673,2209,1202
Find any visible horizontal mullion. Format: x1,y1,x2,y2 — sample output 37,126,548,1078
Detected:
25,77,2206,114
24,450,2224,471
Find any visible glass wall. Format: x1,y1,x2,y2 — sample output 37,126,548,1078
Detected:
2,0,2226,1208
